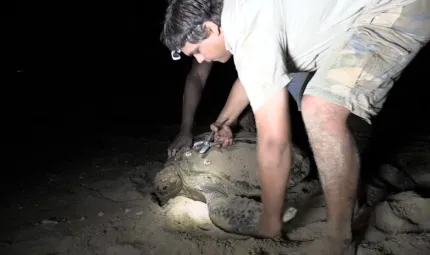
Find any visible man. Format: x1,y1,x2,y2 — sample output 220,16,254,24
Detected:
164,0,253,156
161,0,429,254
167,58,310,156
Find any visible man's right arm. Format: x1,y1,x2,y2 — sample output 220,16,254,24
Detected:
180,59,212,133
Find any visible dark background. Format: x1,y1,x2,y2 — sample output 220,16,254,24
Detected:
1,4,429,187
1,8,239,179
2,13,238,131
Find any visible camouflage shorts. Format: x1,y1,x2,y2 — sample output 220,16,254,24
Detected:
303,0,430,124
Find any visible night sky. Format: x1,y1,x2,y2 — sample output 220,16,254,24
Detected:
2,9,429,190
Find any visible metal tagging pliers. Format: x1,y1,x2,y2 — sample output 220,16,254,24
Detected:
192,131,222,154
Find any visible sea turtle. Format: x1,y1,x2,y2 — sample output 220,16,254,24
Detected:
154,131,311,237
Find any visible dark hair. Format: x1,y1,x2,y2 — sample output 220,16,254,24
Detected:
160,0,224,51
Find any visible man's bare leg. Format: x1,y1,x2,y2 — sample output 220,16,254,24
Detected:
301,95,359,255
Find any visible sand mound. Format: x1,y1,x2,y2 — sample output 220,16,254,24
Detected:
358,191,430,255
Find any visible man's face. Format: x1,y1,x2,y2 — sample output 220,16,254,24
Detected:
181,21,231,63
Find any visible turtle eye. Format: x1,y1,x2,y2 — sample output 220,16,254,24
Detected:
162,186,167,190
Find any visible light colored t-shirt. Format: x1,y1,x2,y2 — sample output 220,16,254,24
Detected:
221,0,373,112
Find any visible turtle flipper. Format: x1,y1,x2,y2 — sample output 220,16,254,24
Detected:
206,194,263,237
205,193,298,237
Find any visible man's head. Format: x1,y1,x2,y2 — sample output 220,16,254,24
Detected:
161,0,231,63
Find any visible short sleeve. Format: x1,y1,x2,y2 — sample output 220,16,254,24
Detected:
231,0,290,112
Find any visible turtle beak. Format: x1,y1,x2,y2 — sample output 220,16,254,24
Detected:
157,196,170,207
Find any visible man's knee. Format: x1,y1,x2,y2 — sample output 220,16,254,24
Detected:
301,95,350,133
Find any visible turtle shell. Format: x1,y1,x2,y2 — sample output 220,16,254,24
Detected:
164,131,311,198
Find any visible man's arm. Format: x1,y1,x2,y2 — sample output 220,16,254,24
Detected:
214,78,249,126
254,87,292,230
180,59,213,133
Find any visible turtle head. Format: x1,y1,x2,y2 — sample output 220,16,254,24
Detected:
154,165,183,206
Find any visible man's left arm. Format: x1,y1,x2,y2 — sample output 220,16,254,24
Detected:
210,78,249,146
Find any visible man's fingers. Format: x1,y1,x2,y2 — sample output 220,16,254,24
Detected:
167,145,176,157
167,148,177,157
222,140,228,147
214,134,221,141
210,124,219,132
167,137,194,157
222,138,233,147
167,141,176,157
168,138,180,150
168,140,181,157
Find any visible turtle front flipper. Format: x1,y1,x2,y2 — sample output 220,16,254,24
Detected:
205,193,298,237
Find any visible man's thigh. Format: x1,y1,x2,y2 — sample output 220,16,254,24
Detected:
303,0,430,124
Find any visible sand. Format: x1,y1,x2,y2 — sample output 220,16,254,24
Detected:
1,133,429,255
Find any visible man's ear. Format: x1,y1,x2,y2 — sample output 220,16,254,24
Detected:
202,21,220,36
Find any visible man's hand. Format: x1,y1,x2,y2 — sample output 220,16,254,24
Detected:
210,122,233,147
258,213,282,237
167,131,193,157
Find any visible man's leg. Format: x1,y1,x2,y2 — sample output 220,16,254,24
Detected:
301,96,359,252
301,0,430,254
